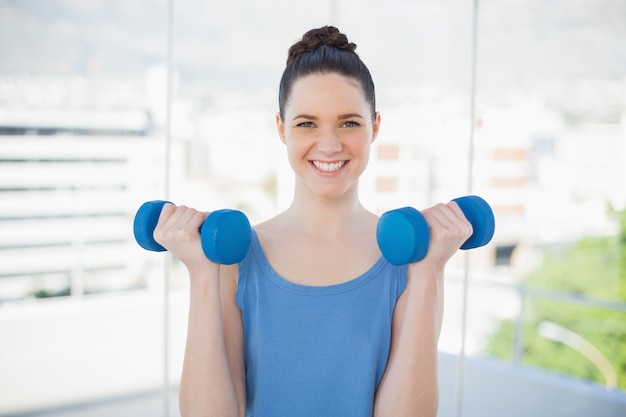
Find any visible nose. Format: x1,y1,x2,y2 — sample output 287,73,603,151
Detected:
316,130,342,154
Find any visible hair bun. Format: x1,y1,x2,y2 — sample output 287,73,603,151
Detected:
286,26,357,66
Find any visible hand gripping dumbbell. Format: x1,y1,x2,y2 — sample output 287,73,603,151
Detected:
133,200,251,265
376,195,495,266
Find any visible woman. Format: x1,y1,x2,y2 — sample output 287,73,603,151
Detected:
154,26,472,417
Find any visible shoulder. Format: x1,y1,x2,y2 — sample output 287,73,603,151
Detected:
250,214,286,260
252,214,284,239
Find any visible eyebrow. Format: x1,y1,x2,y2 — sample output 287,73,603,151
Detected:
292,113,365,121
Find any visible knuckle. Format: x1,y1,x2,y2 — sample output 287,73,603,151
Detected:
180,227,197,242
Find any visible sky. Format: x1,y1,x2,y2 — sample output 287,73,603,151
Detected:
1,0,624,84
0,0,625,120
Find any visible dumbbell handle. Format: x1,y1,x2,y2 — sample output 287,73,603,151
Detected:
133,200,251,265
377,195,495,266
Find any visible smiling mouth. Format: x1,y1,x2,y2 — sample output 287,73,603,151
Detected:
311,160,347,173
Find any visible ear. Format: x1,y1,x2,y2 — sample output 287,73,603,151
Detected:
371,111,381,143
276,113,287,145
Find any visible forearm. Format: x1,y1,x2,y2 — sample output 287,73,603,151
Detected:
374,263,444,417
179,266,240,417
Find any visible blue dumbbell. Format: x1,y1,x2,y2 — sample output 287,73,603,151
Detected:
133,200,251,265
376,195,495,266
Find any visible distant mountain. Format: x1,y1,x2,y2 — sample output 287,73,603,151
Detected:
0,0,624,96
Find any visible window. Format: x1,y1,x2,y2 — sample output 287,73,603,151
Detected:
1,1,624,415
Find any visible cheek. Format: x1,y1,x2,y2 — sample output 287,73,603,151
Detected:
353,137,373,170
350,133,373,155
359,145,371,167
285,139,308,166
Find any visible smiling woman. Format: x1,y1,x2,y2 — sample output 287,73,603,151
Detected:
154,25,474,417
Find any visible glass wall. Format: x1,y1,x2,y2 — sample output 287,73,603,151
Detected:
0,1,172,414
470,0,626,392
0,0,624,416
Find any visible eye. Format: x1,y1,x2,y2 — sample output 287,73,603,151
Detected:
341,120,361,128
296,121,316,128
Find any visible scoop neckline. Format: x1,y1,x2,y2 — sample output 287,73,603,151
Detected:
249,228,388,296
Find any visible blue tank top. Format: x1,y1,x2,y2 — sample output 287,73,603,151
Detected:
236,229,407,417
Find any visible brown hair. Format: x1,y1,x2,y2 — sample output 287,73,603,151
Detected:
278,26,376,120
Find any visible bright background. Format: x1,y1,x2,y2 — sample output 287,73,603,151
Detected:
0,0,625,416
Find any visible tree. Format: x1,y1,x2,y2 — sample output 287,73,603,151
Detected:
485,206,626,390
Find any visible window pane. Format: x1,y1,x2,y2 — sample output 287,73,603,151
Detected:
473,0,626,392
0,1,169,414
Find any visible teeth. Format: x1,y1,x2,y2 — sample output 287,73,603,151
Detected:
313,161,346,172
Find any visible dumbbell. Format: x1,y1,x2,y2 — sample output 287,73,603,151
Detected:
376,195,495,266
133,200,251,265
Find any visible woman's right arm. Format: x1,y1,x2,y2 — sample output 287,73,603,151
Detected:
154,204,245,417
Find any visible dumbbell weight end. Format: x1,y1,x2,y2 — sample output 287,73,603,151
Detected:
133,200,171,252
376,207,430,267
200,209,251,265
453,195,495,250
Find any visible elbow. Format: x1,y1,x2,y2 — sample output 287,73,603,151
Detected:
417,386,439,417
178,390,194,417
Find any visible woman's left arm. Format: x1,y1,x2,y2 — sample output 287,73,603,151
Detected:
374,202,472,417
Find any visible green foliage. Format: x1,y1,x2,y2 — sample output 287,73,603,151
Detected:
485,206,626,390
31,287,71,299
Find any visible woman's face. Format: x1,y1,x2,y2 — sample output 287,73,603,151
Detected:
277,72,380,200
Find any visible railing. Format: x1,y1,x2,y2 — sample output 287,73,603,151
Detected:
446,273,626,391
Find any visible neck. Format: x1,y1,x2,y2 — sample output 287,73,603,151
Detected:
284,184,369,239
